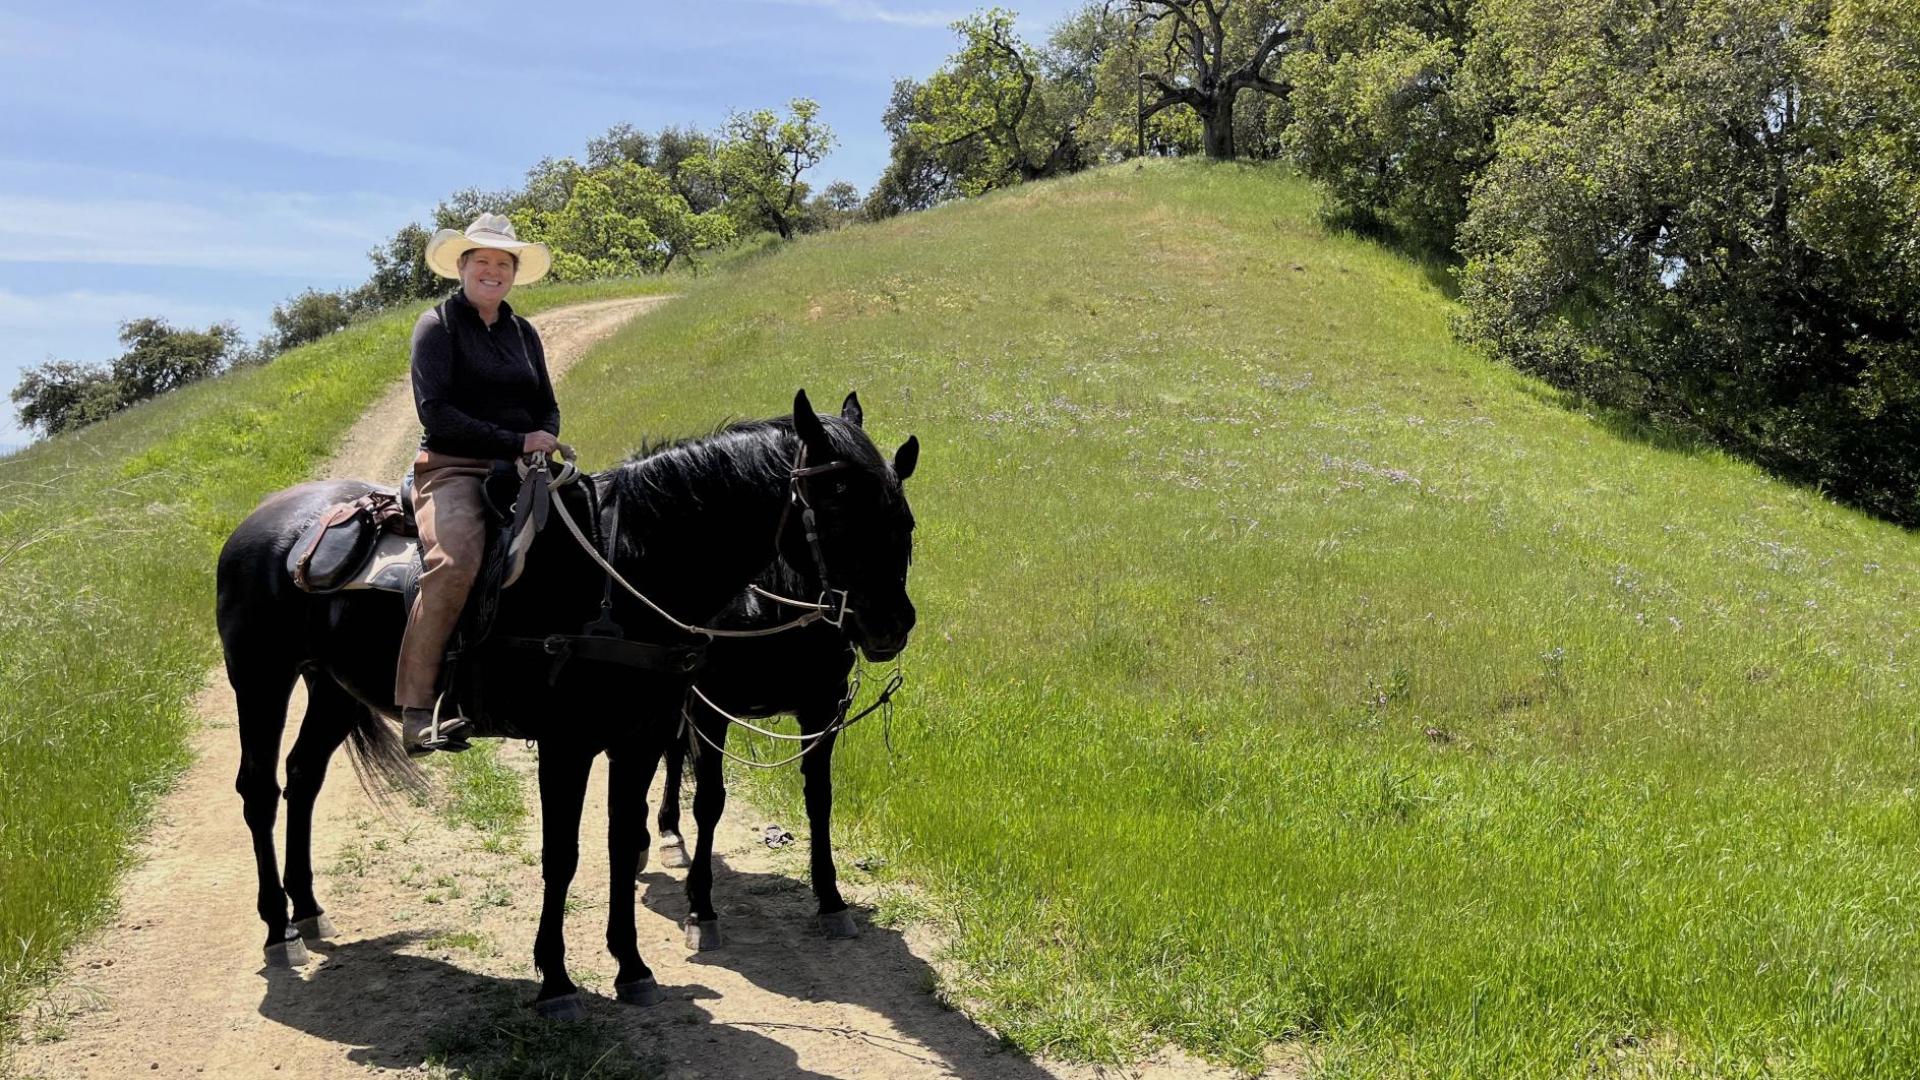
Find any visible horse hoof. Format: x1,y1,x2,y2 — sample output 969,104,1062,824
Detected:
615,976,662,1006
658,835,691,870
264,937,310,968
532,993,586,1021
819,908,858,939
294,914,336,941
684,916,723,951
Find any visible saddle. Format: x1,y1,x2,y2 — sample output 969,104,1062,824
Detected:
285,461,547,599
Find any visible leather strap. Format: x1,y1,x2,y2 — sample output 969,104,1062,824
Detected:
293,500,365,591
499,633,708,684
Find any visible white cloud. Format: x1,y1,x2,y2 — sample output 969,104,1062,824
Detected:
0,10,450,167
220,0,466,22
751,0,965,28
0,188,419,275
0,289,257,338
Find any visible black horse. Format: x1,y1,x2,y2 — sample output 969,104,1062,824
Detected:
654,394,912,949
215,390,917,1016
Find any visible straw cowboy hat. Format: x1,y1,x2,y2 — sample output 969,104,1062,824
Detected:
425,213,553,285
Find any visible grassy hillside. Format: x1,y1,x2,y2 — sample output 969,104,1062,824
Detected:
0,279,673,1037
555,161,1920,1077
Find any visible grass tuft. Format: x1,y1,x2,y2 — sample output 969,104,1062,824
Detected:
433,741,529,845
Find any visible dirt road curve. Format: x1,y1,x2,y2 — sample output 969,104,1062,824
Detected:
9,297,1257,1080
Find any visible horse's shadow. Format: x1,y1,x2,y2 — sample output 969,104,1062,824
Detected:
637,862,1060,1079
256,931,836,1079
258,868,1061,1080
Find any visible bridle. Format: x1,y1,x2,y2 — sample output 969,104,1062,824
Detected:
763,439,858,629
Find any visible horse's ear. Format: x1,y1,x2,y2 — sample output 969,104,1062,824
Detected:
893,435,919,481
793,389,829,451
841,392,864,428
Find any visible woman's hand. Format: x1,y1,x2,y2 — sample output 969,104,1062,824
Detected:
522,430,561,456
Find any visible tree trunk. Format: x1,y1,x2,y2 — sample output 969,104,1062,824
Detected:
1202,94,1236,159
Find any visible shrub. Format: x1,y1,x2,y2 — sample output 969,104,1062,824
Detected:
269,288,361,352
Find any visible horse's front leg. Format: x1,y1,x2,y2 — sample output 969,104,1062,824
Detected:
605,742,662,1005
683,704,728,951
532,744,593,1018
798,701,856,938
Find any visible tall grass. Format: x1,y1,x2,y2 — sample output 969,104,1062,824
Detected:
0,278,673,1038
554,161,1920,1077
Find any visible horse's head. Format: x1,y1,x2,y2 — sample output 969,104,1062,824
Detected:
785,389,919,662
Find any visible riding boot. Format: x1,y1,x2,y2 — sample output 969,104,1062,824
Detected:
402,705,471,755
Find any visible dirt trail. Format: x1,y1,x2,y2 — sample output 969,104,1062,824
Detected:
10,296,1263,1080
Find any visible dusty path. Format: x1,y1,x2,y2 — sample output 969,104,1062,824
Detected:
9,296,1261,1080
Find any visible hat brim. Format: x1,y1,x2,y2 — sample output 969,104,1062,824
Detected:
426,228,552,285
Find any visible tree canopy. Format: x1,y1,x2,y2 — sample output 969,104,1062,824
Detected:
1447,0,1920,519
513,161,735,277
1129,0,1299,159
693,99,836,240
11,319,244,437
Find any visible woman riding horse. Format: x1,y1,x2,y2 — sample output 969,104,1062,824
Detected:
397,213,563,754
218,387,920,1006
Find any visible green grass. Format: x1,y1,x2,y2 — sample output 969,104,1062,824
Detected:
433,740,529,848
0,277,675,1039
423,1002,663,1080
550,160,1920,1077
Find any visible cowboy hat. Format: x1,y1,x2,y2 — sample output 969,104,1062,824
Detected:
425,212,552,285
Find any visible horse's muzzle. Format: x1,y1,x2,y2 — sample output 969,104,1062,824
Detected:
861,641,905,663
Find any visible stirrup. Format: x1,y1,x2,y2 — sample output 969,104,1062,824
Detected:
405,697,471,755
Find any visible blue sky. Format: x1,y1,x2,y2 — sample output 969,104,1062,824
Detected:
0,0,1083,447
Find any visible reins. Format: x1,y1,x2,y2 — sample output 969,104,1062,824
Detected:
537,446,853,640
521,443,907,770
683,666,906,770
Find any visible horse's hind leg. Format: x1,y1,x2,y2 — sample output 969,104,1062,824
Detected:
282,673,355,942
655,739,690,869
683,705,728,951
531,745,593,1018
231,656,300,965
798,701,856,939
605,743,662,1005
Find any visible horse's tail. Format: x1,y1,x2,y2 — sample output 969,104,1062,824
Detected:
343,707,429,805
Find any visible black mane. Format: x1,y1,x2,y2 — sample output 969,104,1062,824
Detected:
603,414,886,522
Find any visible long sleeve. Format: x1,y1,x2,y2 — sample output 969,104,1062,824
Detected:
411,310,523,459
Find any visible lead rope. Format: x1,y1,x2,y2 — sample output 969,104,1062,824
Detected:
687,668,905,770
537,454,834,640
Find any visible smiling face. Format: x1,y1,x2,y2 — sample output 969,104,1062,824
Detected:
459,247,518,307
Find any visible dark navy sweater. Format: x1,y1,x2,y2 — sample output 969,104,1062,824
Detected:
410,289,560,459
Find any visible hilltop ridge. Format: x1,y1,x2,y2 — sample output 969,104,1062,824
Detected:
554,158,1920,1076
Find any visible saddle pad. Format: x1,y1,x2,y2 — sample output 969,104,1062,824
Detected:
293,502,533,596
350,531,421,593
